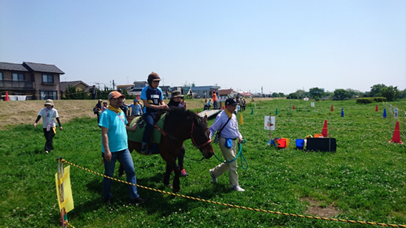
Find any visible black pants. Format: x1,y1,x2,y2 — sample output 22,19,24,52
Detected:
43,128,55,152
177,145,186,170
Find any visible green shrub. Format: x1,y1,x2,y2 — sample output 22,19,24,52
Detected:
373,97,387,102
356,98,373,104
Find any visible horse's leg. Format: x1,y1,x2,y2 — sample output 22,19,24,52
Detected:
163,163,172,187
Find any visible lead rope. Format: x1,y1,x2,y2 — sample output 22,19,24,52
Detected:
213,139,248,169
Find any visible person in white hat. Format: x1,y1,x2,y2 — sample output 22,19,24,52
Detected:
33,99,63,154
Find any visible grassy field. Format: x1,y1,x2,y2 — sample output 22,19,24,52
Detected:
1,98,405,227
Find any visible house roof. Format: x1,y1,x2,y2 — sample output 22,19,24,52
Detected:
23,62,64,74
218,89,237,96
60,81,90,92
0,62,29,72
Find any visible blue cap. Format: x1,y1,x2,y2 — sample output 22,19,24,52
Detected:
133,99,139,102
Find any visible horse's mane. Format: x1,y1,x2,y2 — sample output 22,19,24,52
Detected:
166,108,208,129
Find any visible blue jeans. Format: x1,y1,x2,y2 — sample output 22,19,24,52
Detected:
102,149,139,200
142,112,156,143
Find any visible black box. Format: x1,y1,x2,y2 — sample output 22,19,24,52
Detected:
306,138,336,152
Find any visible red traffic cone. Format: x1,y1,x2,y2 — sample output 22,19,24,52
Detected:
136,94,140,100
389,121,403,144
331,105,333,111
375,105,378,112
196,110,199,114
5,91,9,101
321,120,328,137
222,106,225,110
293,105,295,110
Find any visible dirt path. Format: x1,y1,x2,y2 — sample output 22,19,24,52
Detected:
0,98,274,130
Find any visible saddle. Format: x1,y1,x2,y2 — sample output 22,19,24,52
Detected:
127,112,166,144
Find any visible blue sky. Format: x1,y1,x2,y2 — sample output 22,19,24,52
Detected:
1,0,405,94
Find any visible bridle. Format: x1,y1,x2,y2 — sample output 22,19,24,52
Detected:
190,122,211,149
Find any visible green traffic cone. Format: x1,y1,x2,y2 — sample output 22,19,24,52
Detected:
275,108,278,115
251,108,254,114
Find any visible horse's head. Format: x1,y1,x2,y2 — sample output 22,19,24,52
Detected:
190,115,214,159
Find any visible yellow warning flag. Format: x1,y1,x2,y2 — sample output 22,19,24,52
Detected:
239,113,243,125
55,166,74,213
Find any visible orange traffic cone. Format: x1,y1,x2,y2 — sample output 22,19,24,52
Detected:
321,120,328,137
293,105,295,110
331,105,333,111
389,121,403,144
5,91,9,101
375,105,378,112
196,110,199,114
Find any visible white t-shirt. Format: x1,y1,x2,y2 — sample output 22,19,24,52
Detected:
38,108,59,128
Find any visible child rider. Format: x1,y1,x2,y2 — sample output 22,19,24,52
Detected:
140,72,168,154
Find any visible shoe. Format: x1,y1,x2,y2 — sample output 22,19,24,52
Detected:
180,169,188,177
231,185,245,192
209,170,217,183
131,196,148,205
45,151,49,154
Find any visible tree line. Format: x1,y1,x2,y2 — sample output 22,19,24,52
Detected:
286,84,405,101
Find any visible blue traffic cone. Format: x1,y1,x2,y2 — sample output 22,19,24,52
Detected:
383,108,387,118
341,108,344,117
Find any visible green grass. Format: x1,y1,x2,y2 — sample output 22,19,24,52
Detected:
1,99,406,227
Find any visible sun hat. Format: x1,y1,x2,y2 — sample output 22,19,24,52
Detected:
172,90,183,98
44,99,54,106
108,91,126,100
225,98,238,106
98,99,102,102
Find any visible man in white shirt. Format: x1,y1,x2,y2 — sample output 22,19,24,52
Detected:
209,98,245,192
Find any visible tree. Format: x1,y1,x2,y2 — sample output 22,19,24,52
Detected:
272,92,279,97
287,93,298,99
295,89,306,99
381,86,400,101
278,92,285,97
309,87,324,100
370,84,387,97
400,89,406,99
333,89,350,100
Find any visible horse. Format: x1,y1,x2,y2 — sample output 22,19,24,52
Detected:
126,108,214,193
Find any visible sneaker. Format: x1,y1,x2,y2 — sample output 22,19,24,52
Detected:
131,196,148,205
209,170,217,183
231,185,245,192
180,169,189,177
45,151,49,154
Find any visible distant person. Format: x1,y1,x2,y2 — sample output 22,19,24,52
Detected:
101,101,108,112
117,88,129,116
93,99,103,123
91,85,97,100
99,91,147,205
180,97,187,109
33,99,63,154
167,90,188,177
128,99,143,116
204,98,211,110
212,90,218,109
209,98,245,192
140,72,168,154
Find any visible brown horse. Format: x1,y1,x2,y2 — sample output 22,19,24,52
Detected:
127,108,214,193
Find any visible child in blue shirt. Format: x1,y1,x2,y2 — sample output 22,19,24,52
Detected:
128,99,143,116
140,72,168,154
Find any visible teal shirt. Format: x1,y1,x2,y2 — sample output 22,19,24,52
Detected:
99,109,128,153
